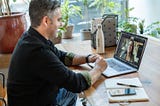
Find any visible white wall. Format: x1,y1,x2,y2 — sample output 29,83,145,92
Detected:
129,0,160,26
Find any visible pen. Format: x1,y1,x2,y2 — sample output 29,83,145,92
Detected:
117,82,139,87
87,63,94,69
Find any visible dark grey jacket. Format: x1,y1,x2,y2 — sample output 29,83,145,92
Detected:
7,27,89,106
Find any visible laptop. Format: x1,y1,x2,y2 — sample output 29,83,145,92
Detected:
102,31,148,77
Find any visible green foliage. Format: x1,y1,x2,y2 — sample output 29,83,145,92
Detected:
89,0,108,15
61,0,82,27
89,0,120,15
76,0,92,29
119,17,138,34
58,0,82,36
125,7,134,19
145,21,160,37
138,19,145,34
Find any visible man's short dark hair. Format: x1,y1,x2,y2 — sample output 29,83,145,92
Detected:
29,0,60,27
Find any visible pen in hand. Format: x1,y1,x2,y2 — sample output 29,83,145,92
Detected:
87,63,94,69
117,82,139,87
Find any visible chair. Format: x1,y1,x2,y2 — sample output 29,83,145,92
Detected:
0,72,7,106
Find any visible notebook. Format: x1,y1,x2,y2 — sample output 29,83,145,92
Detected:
103,31,148,77
104,77,149,103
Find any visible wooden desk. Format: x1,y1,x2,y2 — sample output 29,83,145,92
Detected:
56,37,160,106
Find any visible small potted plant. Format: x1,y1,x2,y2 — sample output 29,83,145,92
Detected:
77,0,92,40
0,0,27,53
60,0,82,39
138,19,145,34
49,29,63,44
119,7,138,34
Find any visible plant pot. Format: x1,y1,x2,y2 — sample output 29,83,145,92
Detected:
49,36,62,44
80,29,91,40
0,12,27,53
62,25,74,39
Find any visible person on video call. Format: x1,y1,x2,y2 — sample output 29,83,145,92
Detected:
7,0,107,106
120,38,134,62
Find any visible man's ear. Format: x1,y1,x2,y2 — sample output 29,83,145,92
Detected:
42,16,49,27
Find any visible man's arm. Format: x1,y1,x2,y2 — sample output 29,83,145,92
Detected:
71,53,107,85
65,52,107,85
89,57,107,84
72,54,101,65
80,56,107,85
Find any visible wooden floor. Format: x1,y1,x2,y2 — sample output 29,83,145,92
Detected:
0,54,11,85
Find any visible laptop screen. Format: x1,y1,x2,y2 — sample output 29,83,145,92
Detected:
114,31,148,69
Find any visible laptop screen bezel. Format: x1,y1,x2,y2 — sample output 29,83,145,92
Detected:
114,31,148,69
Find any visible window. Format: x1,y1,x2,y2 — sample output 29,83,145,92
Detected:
60,0,128,33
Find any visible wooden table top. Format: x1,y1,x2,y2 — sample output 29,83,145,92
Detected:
56,37,160,106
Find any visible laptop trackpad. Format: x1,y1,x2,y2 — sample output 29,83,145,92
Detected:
103,67,121,76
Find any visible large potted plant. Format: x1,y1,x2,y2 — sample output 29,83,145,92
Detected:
0,0,27,53
60,0,81,39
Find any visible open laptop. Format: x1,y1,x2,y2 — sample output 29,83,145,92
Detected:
102,31,148,77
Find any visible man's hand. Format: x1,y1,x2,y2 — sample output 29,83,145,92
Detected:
89,56,107,84
88,54,101,63
94,57,107,72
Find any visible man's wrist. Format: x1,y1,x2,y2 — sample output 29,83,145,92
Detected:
86,54,92,63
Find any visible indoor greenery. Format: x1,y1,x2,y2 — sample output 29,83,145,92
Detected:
145,21,160,38
118,6,138,34
76,0,92,30
58,0,82,37
89,0,120,16
138,19,145,34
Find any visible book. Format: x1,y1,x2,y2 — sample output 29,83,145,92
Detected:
105,77,149,103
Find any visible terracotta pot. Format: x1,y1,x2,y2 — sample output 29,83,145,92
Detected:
49,36,62,44
62,25,74,39
80,29,91,40
0,12,27,53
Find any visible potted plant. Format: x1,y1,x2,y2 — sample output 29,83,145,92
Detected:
145,21,160,38
0,0,27,53
119,7,138,34
60,0,82,39
49,29,63,44
75,0,92,40
138,19,145,34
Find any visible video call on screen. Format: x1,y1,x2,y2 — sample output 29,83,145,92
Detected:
116,34,145,67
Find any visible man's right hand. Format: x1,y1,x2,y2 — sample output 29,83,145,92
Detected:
94,57,107,73
89,56,107,84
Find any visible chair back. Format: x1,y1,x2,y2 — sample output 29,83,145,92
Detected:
0,73,7,106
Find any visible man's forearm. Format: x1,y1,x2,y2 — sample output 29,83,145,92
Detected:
89,67,102,84
72,55,86,65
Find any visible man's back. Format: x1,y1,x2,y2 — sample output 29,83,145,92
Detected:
7,27,90,106
7,28,59,106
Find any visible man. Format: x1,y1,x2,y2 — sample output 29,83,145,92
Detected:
7,0,107,106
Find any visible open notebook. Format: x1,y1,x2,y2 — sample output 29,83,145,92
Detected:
103,31,148,77
105,77,149,103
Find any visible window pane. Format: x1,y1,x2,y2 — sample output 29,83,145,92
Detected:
61,0,127,33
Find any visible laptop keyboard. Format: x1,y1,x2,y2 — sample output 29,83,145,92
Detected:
107,59,131,72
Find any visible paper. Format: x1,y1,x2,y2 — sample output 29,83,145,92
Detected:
105,77,149,103
105,77,142,89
